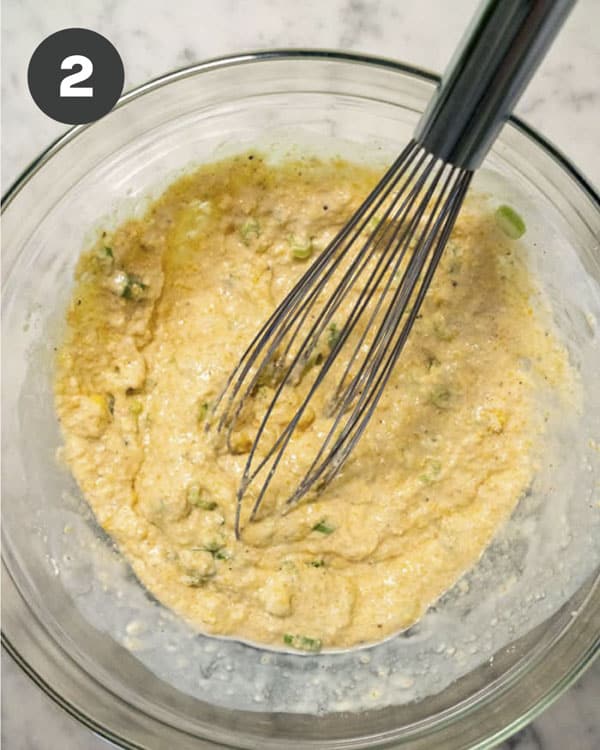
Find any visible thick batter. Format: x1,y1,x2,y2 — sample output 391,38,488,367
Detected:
55,153,569,650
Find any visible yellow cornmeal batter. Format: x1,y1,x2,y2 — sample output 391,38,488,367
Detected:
54,153,569,650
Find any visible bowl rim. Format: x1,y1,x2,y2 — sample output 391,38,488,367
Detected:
2,48,598,213
2,48,599,750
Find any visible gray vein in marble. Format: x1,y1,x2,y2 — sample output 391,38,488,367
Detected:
338,0,384,48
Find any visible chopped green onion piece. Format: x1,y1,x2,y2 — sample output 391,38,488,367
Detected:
196,500,218,511
419,459,442,484
120,273,147,300
107,393,115,415
309,559,326,568
495,205,526,239
289,235,314,260
192,541,226,557
181,574,208,587
283,633,322,652
129,399,143,416
426,354,440,370
204,540,225,554
197,401,211,422
239,218,260,245
94,246,114,271
430,386,452,410
313,520,335,535
256,358,285,388
187,483,217,510
432,320,454,341
327,322,341,349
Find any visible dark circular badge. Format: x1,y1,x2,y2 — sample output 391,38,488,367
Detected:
27,28,124,125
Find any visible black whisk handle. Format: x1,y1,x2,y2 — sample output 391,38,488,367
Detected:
415,0,576,170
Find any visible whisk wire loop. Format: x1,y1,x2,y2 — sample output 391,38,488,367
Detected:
209,139,472,536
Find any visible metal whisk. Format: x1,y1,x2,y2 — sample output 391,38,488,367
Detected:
212,0,575,536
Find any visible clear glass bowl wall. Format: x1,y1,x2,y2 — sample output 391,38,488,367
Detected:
2,53,599,750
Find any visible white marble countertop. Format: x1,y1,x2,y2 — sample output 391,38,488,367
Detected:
1,1,599,748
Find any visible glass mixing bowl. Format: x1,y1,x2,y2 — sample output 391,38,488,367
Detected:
2,51,599,750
